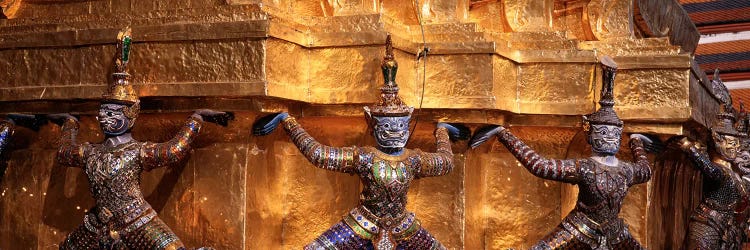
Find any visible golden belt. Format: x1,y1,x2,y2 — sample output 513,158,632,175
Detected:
343,205,421,249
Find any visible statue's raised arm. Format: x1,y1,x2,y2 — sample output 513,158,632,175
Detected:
680,136,727,182
413,123,462,178
253,112,359,174
505,125,582,183
0,120,10,155
0,114,45,158
628,134,653,185
140,112,200,171
140,110,233,171
48,114,88,168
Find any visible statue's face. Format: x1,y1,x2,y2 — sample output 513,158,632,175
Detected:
372,115,411,150
588,124,622,156
97,103,132,136
735,140,750,175
735,149,750,168
714,134,740,161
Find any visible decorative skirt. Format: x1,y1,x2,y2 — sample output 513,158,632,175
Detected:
60,201,184,250
304,205,445,250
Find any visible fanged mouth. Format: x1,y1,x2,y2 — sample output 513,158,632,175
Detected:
384,131,405,137
593,140,618,150
602,138,618,143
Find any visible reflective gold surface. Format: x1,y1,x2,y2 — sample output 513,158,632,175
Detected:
0,0,701,128
469,126,579,249
0,0,713,249
0,0,21,18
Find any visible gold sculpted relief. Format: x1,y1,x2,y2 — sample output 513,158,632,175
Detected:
323,0,378,16
503,0,553,32
585,0,633,40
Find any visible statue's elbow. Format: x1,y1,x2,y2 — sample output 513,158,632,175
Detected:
439,161,455,176
643,171,653,183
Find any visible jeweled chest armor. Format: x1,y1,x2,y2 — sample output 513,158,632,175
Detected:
84,141,144,210
358,148,419,218
576,159,634,222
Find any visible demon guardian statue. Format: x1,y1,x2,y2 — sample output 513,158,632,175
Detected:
253,35,467,250
679,70,750,249
51,28,231,250
470,57,657,249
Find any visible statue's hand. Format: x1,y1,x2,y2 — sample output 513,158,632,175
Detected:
676,137,696,152
437,123,470,141
469,125,504,149
46,113,77,126
252,112,289,136
6,114,46,131
630,133,664,153
193,109,234,127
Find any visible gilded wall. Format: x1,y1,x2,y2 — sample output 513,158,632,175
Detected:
0,0,715,249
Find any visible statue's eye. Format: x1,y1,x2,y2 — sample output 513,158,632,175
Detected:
107,112,114,116
399,123,404,128
384,124,390,128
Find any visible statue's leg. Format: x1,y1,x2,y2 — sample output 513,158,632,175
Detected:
530,223,588,250
394,227,446,250
121,216,185,250
686,220,720,250
304,220,374,250
59,222,99,250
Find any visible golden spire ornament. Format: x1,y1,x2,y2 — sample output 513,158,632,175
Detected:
102,27,139,106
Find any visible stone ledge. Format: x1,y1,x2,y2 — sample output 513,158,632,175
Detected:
0,20,269,49
0,81,267,101
0,3,702,135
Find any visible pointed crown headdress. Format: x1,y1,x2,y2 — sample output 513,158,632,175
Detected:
102,27,139,106
713,103,744,137
711,69,732,106
365,34,413,117
583,56,622,131
705,69,745,137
